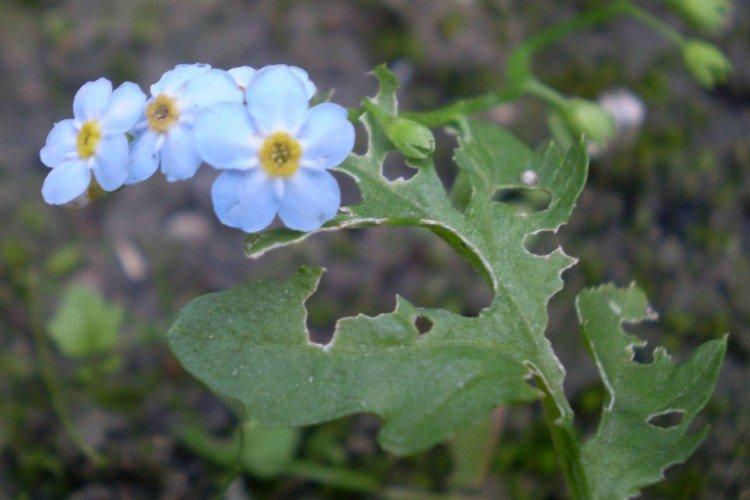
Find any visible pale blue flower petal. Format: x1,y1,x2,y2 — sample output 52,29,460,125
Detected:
297,103,354,169
194,102,258,171
102,82,147,133
245,65,309,134
73,78,113,122
126,130,160,184
91,134,129,191
228,66,256,90
150,63,211,96
290,66,316,99
160,124,202,182
178,69,243,110
278,168,340,231
212,169,279,233
40,119,78,168
41,160,91,205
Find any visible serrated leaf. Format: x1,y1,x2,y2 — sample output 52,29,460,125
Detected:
169,266,540,453
576,284,727,498
170,65,590,455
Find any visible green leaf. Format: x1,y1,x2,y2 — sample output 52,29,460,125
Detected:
170,267,539,454
576,284,727,498
48,284,123,358
170,65,589,455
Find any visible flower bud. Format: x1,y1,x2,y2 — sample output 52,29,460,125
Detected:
682,40,731,88
384,116,435,160
563,98,615,146
669,0,730,32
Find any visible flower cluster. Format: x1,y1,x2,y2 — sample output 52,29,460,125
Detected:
40,64,355,232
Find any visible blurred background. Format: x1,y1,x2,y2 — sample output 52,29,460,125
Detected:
0,0,748,497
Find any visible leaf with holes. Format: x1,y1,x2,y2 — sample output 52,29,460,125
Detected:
168,65,589,455
576,284,727,498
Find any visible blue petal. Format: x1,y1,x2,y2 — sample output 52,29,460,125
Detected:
297,103,355,169
178,69,243,111
102,82,147,133
290,66,317,99
228,66,256,90
126,130,160,184
91,134,129,191
41,160,91,205
211,169,279,233
150,63,211,96
278,168,340,231
194,102,258,170
73,78,113,122
40,119,78,168
245,65,309,134
160,124,202,182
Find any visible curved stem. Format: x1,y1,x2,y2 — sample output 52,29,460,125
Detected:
406,0,632,127
215,419,248,497
623,3,685,46
25,272,105,466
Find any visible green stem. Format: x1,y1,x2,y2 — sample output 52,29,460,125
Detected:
403,91,514,128
523,78,569,110
406,0,632,127
215,419,248,497
285,461,381,494
538,376,590,499
25,272,105,466
623,3,685,45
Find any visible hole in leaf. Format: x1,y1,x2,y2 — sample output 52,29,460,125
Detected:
303,226,493,344
414,315,433,335
494,187,551,214
382,151,417,181
648,410,684,429
524,230,559,256
631,343,655,364
622,320,662,364
332,170,362,207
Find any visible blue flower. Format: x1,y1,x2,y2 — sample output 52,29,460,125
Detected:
127,63,243,184
193,64,354,232
40,78,146,205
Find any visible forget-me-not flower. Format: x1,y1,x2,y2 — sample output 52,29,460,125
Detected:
40,78,146,205
127,63,243,184
193,64,354,232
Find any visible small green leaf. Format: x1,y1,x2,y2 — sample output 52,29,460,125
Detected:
576,284,727,498
48,284,123,358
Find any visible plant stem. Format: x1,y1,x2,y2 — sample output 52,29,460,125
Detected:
623,3,685,45
405,0,632,127
285,461,381,493
24,271,105,466
537,376,590,499
523,78,569,110
215,419,248,497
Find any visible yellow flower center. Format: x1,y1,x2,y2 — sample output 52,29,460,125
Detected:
259,132,302,177
76,121,102,159
147,94,180,132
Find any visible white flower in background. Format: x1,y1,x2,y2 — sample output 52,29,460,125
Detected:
193,64,354,232
127,63,243,184
227,65,317,98
598,88,646,135
40,78,146,205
